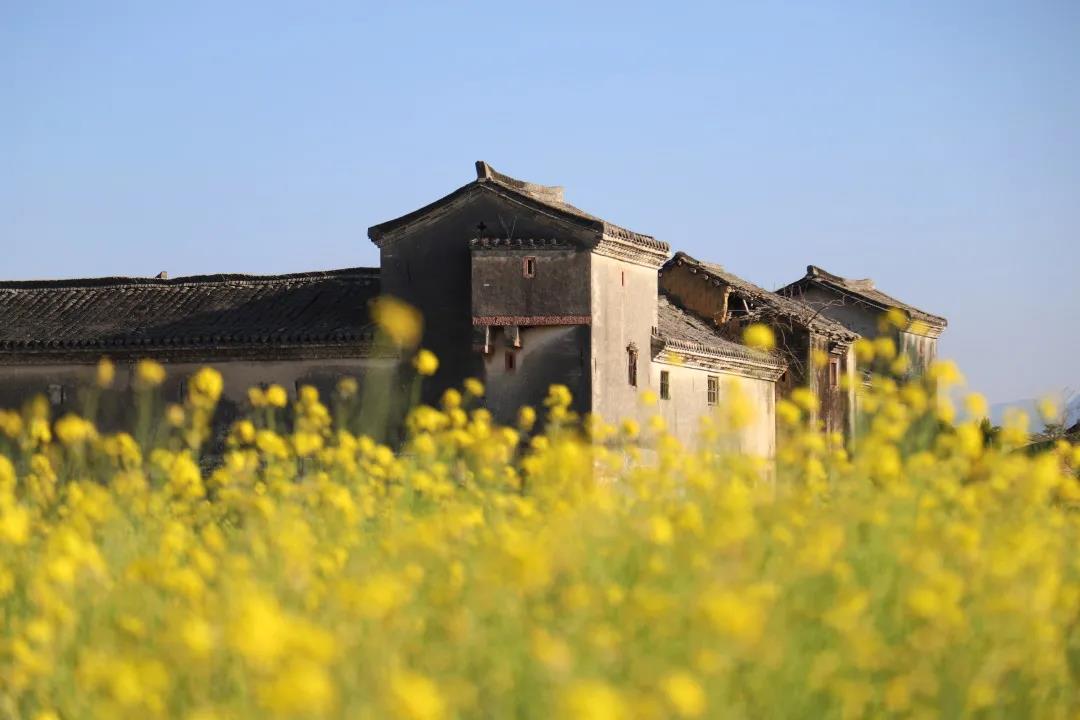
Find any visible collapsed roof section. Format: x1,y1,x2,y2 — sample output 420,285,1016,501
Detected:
653,295,785,381
664,252,859,343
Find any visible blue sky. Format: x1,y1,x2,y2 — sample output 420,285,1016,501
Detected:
3,1,1078,403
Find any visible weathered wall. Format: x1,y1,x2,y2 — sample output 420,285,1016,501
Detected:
471,248,590,319
659,263,725,322
481,325,590,425
378,190,599,404
810,337,850,437
651,360,776,455
899,330,937,376
0,357,389,430
590,253,659,426
843,344,857,441
793,285,882,339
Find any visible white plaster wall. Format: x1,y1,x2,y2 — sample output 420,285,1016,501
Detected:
844,344,858,441
900,331,937,375
651,360,776,457
589,254,659,425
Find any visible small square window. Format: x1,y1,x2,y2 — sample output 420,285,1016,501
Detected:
707,375,719,406
523,256,536,278
660,370,670,400
505,351,516,371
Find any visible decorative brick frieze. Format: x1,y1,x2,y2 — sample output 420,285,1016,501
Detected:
472,315,591,327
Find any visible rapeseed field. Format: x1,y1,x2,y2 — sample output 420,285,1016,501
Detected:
0,307,1078,719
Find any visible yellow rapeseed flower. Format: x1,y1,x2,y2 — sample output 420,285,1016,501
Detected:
265,385,288,408
134,359,166,388
517,406,537,431
853,338,875,364
559,680,627,720
96,358,115,388
661,671,706,718
964,392,989,419
388,670,445,720
189,367,224,406
413,349,439,376
337,377,359,398
371,296,423,348
742,323,775,350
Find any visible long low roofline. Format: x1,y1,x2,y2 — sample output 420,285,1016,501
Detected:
0,267,383,360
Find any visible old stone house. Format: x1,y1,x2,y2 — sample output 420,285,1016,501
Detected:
0,161,946,454
660,253,860,439
0,269,388,428
778,265,947,376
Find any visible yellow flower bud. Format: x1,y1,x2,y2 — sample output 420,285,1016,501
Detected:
370,295,423,348
134,359,166,388
743,323,775,350
413,349,439,377
96,358,115,388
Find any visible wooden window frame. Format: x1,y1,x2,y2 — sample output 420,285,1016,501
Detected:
828,356,840,389
707,375,719,406
660,370,670,400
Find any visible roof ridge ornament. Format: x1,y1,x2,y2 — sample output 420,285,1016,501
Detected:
807,264,874,289
475,160,566,205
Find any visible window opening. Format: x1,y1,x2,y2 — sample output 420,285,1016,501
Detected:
707,375,719,405
48,384,65,406
660,370,670,400
523,256,536,278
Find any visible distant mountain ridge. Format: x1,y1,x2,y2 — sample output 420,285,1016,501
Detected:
990,388,1080,429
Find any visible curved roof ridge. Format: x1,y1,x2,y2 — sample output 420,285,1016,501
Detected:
808,265,874,290
475,161,565,204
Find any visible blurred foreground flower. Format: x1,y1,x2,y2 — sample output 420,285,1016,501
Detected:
371,296,423,348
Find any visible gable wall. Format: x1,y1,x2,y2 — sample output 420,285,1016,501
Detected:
793,285,883,339
590,253,659,425
659,263,727,323
378,190,598,405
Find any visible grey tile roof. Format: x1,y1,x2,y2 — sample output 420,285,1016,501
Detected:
656,295,783,370
0,267,381,356
370,161,670,256
784,265,947,328
666,252,859,342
